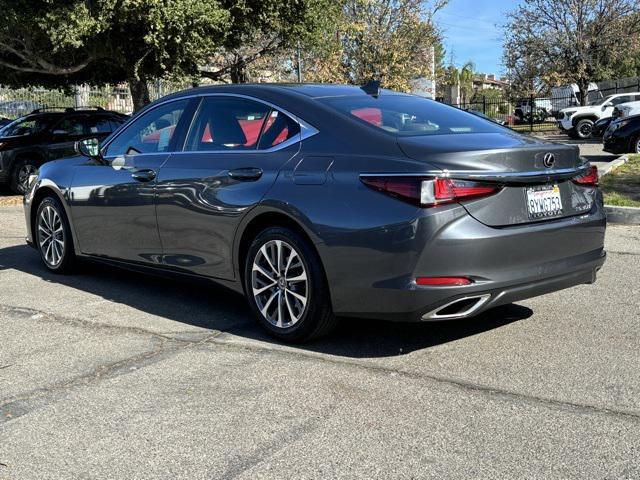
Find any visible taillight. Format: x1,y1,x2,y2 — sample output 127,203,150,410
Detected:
360,176,501,207
572,165,599,186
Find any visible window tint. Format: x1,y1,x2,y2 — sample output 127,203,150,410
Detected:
86,117,114,135
106,100,188,156
257,110,300,149
185,97,271,151
321,95,506,136
1,116,51,137
54,116,87,136
109,118,126,132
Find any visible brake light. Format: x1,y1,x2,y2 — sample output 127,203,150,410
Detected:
416,276,472,286
572,166,599,186
360,176,501,207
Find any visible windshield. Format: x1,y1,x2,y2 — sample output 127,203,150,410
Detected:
1,116,51,137
319,95,506,136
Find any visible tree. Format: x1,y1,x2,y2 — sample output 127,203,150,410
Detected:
0,0,231,110
302,0,447,91
199,0,341,84
503,0,640,105
443,60,474,104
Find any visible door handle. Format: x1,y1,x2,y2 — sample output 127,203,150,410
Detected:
228,167,263,181
131,169,156,182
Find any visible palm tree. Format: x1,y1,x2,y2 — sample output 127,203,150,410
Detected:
446,60,475,106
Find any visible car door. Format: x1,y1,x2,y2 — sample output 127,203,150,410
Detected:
155,95,302,280
69,98,195,263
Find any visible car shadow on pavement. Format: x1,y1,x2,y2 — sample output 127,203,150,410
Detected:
0,244,532,359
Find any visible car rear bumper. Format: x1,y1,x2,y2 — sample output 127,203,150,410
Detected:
322,202,607,321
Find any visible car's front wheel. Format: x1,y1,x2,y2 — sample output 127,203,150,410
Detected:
633,134,640,154
244,226,337,342
11,158,39,194
35,196,76,273
575,118,594,139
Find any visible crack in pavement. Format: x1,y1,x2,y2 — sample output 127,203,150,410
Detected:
0,316,223,425
3,302,640,430
0,303,213,344
207,335,640,423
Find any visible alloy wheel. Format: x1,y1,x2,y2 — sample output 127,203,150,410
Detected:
251,239,308,329
37,205,65,267
18,164,37,193
578,122,593,137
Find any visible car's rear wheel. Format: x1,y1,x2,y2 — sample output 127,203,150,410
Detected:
633,134,640,154
575,119,594,139
10,158,38,194
244,226,337,342
35,196,76,273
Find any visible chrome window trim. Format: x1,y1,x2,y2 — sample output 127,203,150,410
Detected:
101,92,319,156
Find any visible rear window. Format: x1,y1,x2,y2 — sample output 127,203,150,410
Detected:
320,95,506,136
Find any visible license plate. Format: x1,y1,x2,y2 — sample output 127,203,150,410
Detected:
526,184,563,219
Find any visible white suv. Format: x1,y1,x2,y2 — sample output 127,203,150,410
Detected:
558,92,640,139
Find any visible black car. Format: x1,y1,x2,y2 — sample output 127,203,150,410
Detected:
0,117,11,130
0,107,128,193
603,115,640,154
592,116,613,138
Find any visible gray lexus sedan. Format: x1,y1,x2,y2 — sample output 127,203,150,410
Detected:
23,84,606,342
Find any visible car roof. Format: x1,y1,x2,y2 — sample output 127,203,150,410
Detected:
165,83,407,100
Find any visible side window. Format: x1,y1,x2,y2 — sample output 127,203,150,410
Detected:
86,116,113,135
109,117,127,132
54,116,87,137
106,100,188,156
612,96,630,106
185,97,270,151
257,110,300,149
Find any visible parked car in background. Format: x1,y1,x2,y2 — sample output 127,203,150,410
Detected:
465,109,507,126
592,117,614,138
603,115,640,154
0,100,41,118
612,100,640,119
558,92,640,139
551,83,601,116
23,84,606,342
514,98,552,122
0,107,127,193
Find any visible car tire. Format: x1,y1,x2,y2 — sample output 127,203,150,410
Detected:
35,196,76,273
567,128,579,139
633,135,640,154
244,226,337,342
10,158,39,195
575,119,594,139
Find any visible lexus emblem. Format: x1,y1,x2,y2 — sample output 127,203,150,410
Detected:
543,153,555,168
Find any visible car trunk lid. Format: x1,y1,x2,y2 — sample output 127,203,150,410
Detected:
398,132,597,226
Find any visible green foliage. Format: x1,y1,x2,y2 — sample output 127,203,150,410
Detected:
503,0,640,101
303,0,446,91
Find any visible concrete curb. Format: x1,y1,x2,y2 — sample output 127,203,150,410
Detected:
605,205,640,225
600,155,629,177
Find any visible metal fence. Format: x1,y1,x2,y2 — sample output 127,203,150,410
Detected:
0,81,192,119
444,81,640,134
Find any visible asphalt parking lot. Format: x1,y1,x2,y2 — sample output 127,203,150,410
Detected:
1,203,639,479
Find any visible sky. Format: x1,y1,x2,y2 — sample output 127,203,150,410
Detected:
433,0,522,77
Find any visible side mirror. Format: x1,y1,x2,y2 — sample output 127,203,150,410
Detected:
75,137,104,162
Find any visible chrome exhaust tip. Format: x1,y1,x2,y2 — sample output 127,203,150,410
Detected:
422,294,491,321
